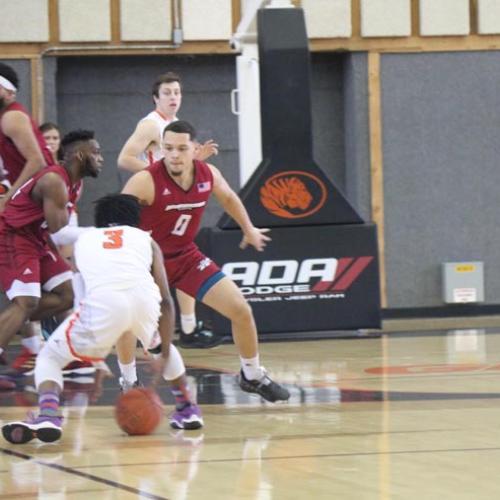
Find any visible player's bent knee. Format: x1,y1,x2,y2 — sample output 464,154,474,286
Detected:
230,300,254,325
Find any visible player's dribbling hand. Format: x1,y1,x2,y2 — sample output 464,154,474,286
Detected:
196,140,219,161
240,227,271,252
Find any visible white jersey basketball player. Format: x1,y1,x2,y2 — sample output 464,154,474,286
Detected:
137,109,176,165
2,194,203,446
70,224,162,359
117,71,217,172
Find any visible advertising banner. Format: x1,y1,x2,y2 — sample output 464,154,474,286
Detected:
198,224,381,335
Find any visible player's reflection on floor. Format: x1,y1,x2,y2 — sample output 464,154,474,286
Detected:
0,365,107,408
2,356,385,407
191,362,343,407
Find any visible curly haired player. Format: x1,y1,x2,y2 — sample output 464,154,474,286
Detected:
2,193,203,444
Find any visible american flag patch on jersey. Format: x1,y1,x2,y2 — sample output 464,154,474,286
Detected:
197,181,211,192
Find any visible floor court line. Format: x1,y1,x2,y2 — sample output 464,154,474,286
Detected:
3,330,500,497
72,427,462,469
54,445,500,470
0,447,170,500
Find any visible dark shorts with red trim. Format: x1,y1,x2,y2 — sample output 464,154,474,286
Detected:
164,246,225,300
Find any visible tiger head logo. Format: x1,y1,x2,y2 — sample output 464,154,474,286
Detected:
260,171,326,219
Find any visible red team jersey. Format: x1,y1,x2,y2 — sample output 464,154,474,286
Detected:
0,102,54,184
0,165,76,296
1,164,78,245
140,159,214,257
140,159,223,298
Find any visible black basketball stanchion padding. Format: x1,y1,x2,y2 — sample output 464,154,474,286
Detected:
200,7,381,336
219,7,363,229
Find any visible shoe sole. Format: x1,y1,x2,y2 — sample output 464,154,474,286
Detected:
184,419,204,430
62,376,95,384
169,417,204,430
62,367,96,376
5,368,34,378
239,380,290,403
240,384,278,402
2,422,62,444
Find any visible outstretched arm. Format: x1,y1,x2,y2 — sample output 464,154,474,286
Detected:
0,110,47,210
118,120,158,173
209,164,271,251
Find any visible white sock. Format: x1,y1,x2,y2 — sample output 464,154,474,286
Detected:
181,314,196,334
0,347,3,356
22,334,42,354
118,360,137,384
240,355,265,381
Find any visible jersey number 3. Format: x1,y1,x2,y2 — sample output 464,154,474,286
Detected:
172,214,192,236
103,229,124,249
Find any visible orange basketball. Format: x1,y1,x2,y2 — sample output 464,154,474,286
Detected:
115,387,164,436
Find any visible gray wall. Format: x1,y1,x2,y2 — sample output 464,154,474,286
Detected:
381,51,500,307
0,59,32,110
16,50,500,310
343,53,371,220
43,57,57,125
310,53,346,192
53,54,348,229
54,55,239,226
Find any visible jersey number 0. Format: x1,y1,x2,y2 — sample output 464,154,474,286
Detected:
172,214,192,236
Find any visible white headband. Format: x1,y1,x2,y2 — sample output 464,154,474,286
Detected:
0,76,17,92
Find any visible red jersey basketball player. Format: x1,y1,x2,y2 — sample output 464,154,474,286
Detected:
0,63,59,370
0,130,103,362
0,63,54,211
117,72,219,349
122,120,289,402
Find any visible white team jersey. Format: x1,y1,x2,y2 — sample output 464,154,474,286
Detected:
139,110,177,164
74,225,159,295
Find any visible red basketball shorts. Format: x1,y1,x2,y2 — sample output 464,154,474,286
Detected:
164,246,224,300
0,227,72,299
